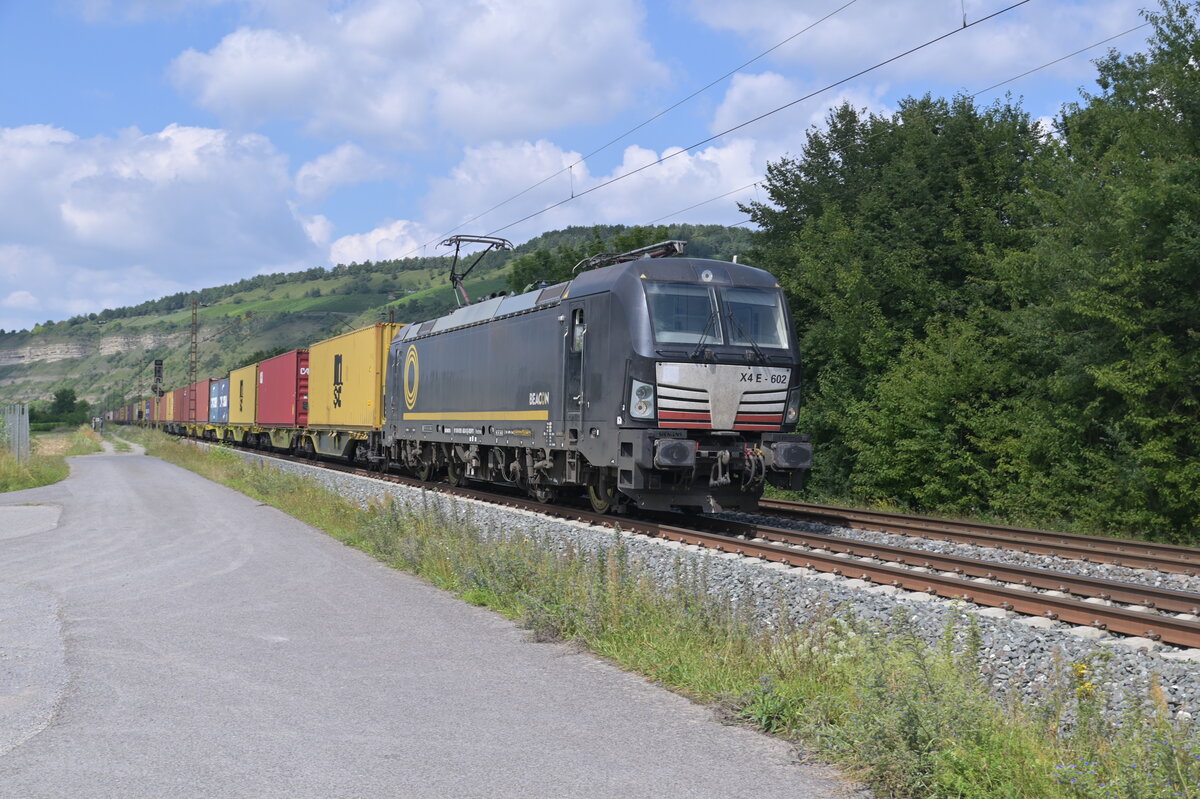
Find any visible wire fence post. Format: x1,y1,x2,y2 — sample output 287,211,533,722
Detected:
2,403,31,463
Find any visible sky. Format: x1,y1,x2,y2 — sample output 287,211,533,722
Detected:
0,0,1160,332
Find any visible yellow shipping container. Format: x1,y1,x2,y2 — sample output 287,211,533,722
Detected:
229,363,258,425
163,390,175,423
307,323,402,429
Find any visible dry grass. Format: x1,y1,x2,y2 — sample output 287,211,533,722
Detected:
0,426,103,493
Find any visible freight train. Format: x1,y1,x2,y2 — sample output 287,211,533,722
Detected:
118,242,812,514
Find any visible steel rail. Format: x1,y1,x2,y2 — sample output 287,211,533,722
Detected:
683,515,1200,616
637,523,1200,649
760,499,1200,575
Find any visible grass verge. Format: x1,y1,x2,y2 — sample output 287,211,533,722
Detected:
129,427,1200,799
0,426,104,493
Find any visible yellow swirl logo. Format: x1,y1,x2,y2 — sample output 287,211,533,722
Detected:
403,345,419,410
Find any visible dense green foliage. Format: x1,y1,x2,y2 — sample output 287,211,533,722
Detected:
28,388,94,426
747,1,1200,540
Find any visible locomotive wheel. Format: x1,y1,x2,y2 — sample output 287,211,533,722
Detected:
587,477,620,514
414,459,435,481
446,459,466,487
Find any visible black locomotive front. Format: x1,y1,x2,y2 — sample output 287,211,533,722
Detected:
381,250,811,513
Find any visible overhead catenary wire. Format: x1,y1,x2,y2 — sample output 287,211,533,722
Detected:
642,19,1153,230
480,0,1034,238
969,21,1151,98
395,0,864,259
646,180,763,226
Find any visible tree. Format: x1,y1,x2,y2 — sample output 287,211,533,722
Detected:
505,236,596,293
51,388,79,417
743,94,1047,497
1006,0,1200,536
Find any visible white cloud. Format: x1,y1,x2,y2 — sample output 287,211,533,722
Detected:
169,0,669,143
329,219,431,265
688,0,1149,93
0,123,321,331
172,28,329,126
418,136,768,244
299,212,334,249
2,291,40,311
710,73,892,152
295,143,389,199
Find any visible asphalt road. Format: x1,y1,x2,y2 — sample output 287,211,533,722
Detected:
0,451,857,798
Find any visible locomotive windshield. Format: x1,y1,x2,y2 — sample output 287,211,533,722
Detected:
644,282,721,344
722,287,790,349
645,282,790,349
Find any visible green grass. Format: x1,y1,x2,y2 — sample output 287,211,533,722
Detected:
0,451,69,492
211,293,386,317
0,426,104,492
127,428,1200,799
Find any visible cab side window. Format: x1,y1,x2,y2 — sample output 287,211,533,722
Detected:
571,309,585,352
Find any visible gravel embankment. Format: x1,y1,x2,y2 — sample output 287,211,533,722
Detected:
227,448,1200,723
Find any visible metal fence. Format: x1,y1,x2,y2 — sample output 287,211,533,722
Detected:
1,404,30,462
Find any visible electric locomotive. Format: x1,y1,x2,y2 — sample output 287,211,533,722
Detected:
380,241,811,513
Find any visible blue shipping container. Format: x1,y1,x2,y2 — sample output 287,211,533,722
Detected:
210,378,231,424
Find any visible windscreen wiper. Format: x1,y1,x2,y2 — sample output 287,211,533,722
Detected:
726,312,767,364
690,311,719,361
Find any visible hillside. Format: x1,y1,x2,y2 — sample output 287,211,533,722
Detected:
0,224,753,407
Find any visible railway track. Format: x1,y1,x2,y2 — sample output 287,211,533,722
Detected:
760,499,1200,576
198,441,1200,649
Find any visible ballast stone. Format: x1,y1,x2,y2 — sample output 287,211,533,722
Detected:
1016,616,1056,630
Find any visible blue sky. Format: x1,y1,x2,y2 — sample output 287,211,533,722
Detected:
0,0,1158,331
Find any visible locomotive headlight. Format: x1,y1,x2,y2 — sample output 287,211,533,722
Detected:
630,379,656,419
785,388,801,425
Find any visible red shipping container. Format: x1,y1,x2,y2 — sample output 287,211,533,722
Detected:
257,350,309,427
196,378,212,423
179,379,212,423
171,387,186,422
